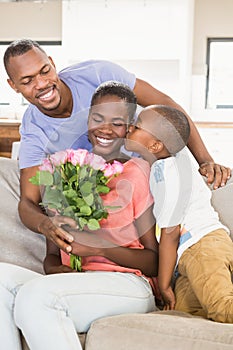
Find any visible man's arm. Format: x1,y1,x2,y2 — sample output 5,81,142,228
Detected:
19,166,75,252
133,78,231,188
158,226,180,310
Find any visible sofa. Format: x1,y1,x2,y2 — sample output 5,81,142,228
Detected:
0,156,233,350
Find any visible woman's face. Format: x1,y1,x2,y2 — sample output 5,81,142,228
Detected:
88,95,129,159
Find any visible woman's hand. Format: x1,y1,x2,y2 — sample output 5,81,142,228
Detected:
46,264,76,274
40,215,77,253
199,162,231,189
69,229,113,257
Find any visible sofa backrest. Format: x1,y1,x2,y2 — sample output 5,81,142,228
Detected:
0,157,45,273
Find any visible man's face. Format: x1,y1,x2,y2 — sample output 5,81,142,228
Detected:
7,47,61,113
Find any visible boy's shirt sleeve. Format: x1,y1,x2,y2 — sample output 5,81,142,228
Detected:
150,150,194,228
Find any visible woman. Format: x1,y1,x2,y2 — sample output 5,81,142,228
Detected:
0,82,158,350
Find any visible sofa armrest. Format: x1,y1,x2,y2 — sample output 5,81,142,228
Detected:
210,173,233,240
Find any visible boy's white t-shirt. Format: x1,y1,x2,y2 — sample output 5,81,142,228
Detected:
149,147,229,263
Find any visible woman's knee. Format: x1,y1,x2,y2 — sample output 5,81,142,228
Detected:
14,275,68,329
14,276,51,327
0,263,40,290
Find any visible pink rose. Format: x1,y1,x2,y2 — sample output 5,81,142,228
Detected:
87,153,106,170
103,163,115,177
39,158,54,173
111,160,124,175
66,149,75,163
50,151,68,166
70,149,89,166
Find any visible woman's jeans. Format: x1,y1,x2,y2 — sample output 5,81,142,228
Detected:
0,263,155,350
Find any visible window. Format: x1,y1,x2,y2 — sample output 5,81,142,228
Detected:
206,38,233,109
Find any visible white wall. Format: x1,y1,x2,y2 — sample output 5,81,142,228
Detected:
0,0,194,118
62,0,194,111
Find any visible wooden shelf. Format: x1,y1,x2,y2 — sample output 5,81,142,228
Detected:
195,121,233,128
0,119,21,158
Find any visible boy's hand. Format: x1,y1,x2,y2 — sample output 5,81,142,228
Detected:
160,286,176,310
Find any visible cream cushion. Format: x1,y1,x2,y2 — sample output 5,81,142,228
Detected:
0,157,45,273
86,311,233,350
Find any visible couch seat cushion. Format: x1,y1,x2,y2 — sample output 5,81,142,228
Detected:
86,311,233,350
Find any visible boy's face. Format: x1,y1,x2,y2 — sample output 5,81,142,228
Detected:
125,110,156,155
88,95,129,158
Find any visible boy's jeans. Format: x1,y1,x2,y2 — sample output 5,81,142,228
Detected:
175,229,233,323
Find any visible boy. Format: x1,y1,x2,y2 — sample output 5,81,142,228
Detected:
125,104,233,323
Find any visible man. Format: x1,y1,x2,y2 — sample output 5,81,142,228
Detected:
4,39,231,253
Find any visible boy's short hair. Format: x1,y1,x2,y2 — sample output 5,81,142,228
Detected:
90,81,137,122
143,105,190,154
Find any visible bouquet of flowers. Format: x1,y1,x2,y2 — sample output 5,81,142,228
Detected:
29,148,124,271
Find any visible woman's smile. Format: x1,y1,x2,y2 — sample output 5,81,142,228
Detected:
96,136,115,147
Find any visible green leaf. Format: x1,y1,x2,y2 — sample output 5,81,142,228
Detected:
96,184,110,194
79,166,87,180
92,209,108,220
89,174,98,184
80,205,92,216
104,205,122,210
70,254,82,271
69,174,78,184
63,188,77,199
39,171,54,186
63,206,76,218
29,173,39,185
42,188,63,208
74,197,86,208
83,193,94,206
80,181,93,195
77,217,87,230
29,171,54,186
53,169,62,186
102,211,109,219
87,218,100,230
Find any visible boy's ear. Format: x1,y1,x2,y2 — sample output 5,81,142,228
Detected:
148,140,163,153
